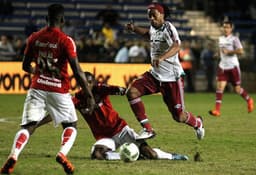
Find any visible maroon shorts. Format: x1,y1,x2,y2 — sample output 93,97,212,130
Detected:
216,66,241,86
130,71,185,118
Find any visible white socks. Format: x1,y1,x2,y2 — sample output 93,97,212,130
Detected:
105,151,121,160
10,129,30,160
59,127,77,156
153,148,173,160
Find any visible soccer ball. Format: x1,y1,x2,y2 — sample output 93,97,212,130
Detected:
119,142,140,162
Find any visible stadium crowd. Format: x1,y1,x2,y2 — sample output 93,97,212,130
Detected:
0,0,255,63
0,0,255,94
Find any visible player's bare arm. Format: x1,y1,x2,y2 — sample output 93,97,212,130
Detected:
222,48,243,56
22,55,36,74
126,22,150,39
68,58,96,114
152,41,180,67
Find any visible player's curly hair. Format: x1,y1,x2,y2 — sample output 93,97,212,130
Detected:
161,3,171,20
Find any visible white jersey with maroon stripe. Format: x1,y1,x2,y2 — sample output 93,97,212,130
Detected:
149,21,184,82
218,34,243,69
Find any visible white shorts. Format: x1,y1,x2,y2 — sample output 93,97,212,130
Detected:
21,88,77,126
91,125,143,153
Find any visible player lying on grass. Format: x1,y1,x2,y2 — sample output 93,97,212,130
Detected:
37,71,188,161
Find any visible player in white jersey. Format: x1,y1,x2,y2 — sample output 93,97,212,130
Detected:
125,2,204,140
209,20,254,117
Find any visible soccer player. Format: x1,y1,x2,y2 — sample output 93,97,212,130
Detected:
209,20,254,117
0,4,95,175
38,71,188,161
125,3,204,140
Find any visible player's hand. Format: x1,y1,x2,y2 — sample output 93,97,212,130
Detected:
85,97,96,115
151,58,160,68
118,87,127,95
221,48,230,55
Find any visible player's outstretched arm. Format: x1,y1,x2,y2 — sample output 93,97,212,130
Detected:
125,21,149,39
22,55,36,74
98,84,126,96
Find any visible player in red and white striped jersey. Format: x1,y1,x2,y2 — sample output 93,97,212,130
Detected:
209,20,254,117
125,2,204,141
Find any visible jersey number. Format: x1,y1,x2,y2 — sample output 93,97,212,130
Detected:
37,50,61,78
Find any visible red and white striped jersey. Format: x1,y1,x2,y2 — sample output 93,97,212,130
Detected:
149,21,184,82
218,34,243,69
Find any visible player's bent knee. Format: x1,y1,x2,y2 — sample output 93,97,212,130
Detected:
91,145,109,160
126,87,140,99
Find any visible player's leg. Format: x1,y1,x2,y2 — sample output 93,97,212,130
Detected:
56,122,77,174
0,125,32,174
136,141,188,160
139,142,157,159
1,89,46,174
36,114,52,128
152,148,188,160
232,67,254,113
91,138,119,160
126,72,158,139
47,92,77,174
161,80,204,140
209,67,227,116
209,80,226,116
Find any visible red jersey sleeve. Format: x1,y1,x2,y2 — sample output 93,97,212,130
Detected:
64,36,77,59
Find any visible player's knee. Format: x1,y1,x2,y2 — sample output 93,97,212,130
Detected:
91,150,105,160
91,146,108,160
126,87,140,100
61,122,77,129
234,86,241,94
21,121,37,135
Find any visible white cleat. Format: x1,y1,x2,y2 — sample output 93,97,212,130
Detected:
136,129,156,140
195,116,205,140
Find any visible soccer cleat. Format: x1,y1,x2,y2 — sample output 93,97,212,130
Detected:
136,128,156,140
172,153,189,160
195,116,205,140
247,98,254,113
208,109,221,117
56,152,74,175
0,157,16,174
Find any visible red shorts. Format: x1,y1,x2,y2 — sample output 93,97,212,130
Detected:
216,66,241,86
130,71,185,118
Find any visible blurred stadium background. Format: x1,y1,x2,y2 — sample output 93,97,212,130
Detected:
0,0,256,92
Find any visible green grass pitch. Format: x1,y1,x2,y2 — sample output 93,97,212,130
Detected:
0,93,256,175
